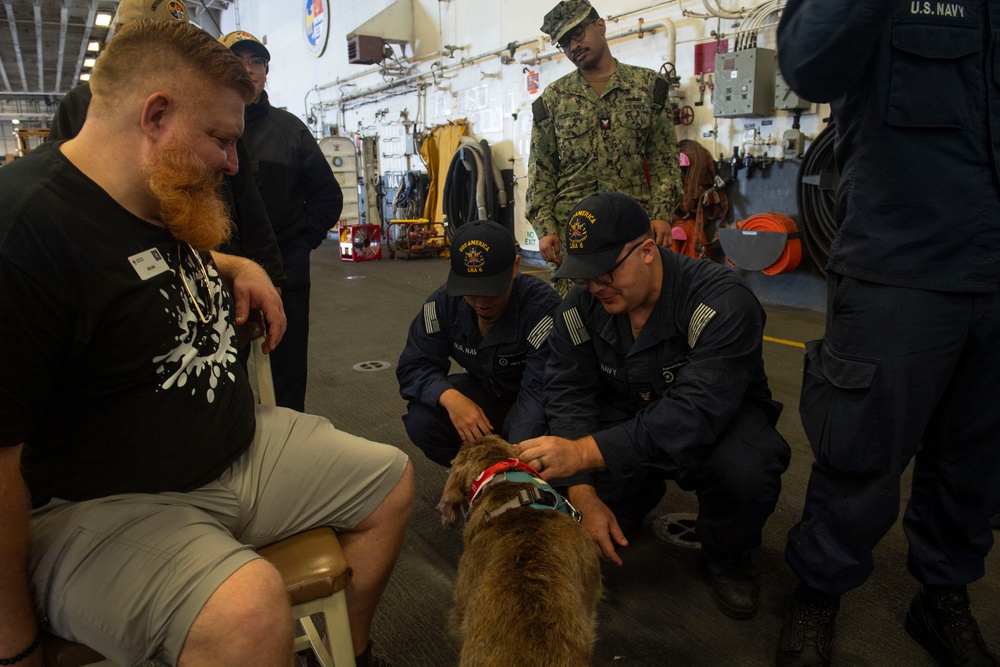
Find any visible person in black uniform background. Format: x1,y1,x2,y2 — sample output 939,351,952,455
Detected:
222,30,343,413
48,0,286,292
775,2,1000,666
516,192,789,620
397,220,562,466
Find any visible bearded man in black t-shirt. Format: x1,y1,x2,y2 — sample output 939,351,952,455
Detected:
0,20,412,667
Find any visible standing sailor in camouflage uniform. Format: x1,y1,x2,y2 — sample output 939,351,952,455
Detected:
527,0,683,295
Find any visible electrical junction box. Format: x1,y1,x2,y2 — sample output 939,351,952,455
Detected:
775,70,812,111
782,128,805,158
403,134,417,156
714,48,776,118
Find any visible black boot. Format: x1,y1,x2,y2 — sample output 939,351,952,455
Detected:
905,585,998,666
775,585,840,667
702,550,759,619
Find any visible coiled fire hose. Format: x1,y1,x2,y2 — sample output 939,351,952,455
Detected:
729,212,802,275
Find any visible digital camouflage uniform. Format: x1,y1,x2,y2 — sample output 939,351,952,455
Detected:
526,61,683,294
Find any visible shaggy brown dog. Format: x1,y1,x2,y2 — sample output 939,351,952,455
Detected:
437,435,601,667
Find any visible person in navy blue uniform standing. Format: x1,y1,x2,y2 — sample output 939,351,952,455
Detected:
221,30,342,413
775,2,1000,666
516,192,789,621
397,220,562,466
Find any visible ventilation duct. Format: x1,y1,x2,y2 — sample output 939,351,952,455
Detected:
345,0,413,64
348,35,386,65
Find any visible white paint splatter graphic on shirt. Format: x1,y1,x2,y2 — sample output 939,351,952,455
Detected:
153,250,238,403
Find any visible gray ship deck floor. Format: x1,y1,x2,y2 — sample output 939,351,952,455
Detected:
296,240,998,666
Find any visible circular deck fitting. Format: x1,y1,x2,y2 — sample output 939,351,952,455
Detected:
352,360,390,372
652,512,701,549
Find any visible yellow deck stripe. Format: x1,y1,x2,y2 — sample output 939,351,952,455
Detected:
763,335,805,349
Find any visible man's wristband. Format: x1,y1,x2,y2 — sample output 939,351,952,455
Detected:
0,632,41,665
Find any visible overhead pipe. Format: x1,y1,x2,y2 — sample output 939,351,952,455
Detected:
316,38,543,96
0,112,51,120
607,0,680,21
701,0,747,19
676,0,748,19
319,38,544,109
676,0,713,19
317,16,675,111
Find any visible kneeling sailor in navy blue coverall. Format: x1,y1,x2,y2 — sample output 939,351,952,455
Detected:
516,192,790,620
397,220,562,466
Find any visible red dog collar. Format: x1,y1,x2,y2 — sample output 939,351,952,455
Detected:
468,458,540,504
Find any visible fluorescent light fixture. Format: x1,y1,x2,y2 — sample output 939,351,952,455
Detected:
80,72,91,81
11,118,20,124
87,41,100,52
95,12,113,27
83,57,97,68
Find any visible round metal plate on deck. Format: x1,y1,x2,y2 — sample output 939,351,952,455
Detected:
352,360,390,372
653,512,701,549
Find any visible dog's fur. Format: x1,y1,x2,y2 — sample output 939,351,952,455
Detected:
437,435,601,667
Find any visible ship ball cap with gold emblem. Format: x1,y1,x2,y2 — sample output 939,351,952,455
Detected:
220,29,271,62
447,220,517,297
113,0,189,27
554,192,651,280
540,0,595,45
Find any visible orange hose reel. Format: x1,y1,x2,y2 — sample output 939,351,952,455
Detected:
727,212,802,275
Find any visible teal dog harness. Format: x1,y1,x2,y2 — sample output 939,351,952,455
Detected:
467,458,582,522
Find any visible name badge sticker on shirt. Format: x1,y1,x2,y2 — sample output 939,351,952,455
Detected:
128,248,170,280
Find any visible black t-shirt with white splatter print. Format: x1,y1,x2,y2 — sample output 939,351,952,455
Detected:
0,142,256,507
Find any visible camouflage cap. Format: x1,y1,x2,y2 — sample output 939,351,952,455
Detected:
220,30,271,62
540,0,595,45
113,0,189,26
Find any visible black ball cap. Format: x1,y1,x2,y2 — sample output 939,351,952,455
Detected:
447,220,517,297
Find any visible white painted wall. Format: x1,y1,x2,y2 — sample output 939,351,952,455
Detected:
220,0,829,251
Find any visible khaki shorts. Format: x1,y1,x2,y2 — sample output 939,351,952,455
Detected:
29,406,408,666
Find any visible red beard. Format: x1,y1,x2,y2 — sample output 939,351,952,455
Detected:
141,138,233,251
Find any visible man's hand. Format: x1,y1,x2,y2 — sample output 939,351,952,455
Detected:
212,252,286,353
651,219,672,247
539,234,562,264
569,485,627,565
438,389,493,444
513,435,604,481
